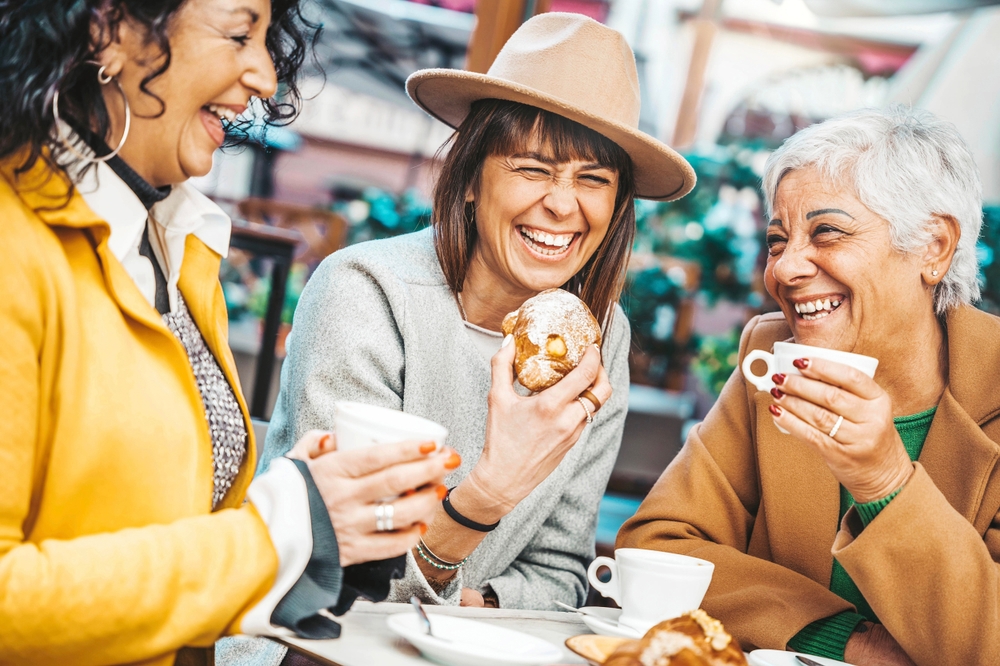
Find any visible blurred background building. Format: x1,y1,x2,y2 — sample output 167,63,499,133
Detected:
195,0,1000,563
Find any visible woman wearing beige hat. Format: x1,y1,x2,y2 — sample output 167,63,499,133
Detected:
262,11,695,617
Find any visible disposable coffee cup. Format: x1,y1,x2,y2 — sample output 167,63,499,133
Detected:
587,548,714,634
334,401,448,452
741,342,878,434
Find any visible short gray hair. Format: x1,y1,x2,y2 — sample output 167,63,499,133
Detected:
762,105,983,314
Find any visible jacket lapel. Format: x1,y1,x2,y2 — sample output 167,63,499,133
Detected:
919,389,1000,533
2,155,174,335
918,306,1000,534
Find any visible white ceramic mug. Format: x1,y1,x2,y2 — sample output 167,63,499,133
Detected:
587,549,714,634
741,341,879,392
334,401,448,452
741,342,878,434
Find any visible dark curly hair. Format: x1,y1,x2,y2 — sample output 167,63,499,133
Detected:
0,0,319,179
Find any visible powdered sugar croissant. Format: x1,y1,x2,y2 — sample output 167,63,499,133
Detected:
604,610,747,666
501,288,602,392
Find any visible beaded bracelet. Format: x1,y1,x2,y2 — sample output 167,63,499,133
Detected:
415,540,467,571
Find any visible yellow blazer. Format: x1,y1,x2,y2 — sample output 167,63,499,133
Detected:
0,156,278,666
619,306,1000,666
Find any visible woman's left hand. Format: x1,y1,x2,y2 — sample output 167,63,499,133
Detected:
769,357,913,503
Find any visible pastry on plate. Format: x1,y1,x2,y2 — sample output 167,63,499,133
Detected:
501,288,601,392
567,610,747,666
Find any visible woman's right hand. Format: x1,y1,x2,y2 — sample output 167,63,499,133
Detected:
459,337,613,522
287,431,457,567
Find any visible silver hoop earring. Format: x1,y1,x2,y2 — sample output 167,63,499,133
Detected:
52,64,131,166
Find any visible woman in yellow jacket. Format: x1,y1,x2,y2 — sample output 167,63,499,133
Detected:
0,1,454,665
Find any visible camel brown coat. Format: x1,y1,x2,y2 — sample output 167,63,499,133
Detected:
618,306,1000,665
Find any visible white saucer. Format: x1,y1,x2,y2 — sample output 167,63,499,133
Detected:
387,612,564,666
748,649,854,666
577,607,641,639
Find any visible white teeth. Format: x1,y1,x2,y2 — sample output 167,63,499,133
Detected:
519,227,573,256
206,104,237,122
519,227,573,249
795,297,843,318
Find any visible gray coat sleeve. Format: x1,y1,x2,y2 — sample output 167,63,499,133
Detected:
260,252,406,469
260,251,468,606
484,309,630,610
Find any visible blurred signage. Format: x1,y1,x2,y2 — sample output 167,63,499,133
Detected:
293,80,454,157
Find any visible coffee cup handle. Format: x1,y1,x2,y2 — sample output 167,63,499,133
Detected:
741,350,775,391
587,556,621,605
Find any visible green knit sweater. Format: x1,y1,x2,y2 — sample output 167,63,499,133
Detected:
786,407,937,660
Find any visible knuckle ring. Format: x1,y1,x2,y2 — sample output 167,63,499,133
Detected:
576,396,594,425
375,502,395,532
828,415,844,439
579,389,602,412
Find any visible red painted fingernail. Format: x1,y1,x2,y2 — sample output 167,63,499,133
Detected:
436,485,448,500
793,358,810,369
419,442,436,454
419,522,428,535
770,387,784,399
320,433,334,449
769,404,783,417
772,373,786,385
445,453,461,470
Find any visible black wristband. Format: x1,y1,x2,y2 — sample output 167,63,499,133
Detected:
442,486,501,532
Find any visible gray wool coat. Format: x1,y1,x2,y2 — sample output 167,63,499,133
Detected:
217,227,628,665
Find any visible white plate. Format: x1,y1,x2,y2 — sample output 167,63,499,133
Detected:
386,612,564,666
577,607,641,639
748,649,854,666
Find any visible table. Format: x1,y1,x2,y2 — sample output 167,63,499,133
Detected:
279,601,592,666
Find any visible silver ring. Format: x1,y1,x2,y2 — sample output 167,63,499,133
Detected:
576,397,594,425
375,502,395,532
828,415,844,439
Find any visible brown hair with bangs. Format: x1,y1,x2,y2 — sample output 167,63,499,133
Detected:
432,98,637,336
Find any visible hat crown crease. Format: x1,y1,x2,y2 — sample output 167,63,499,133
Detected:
486,14,641,129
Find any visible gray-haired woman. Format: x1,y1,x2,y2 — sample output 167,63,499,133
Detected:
619,105,998,666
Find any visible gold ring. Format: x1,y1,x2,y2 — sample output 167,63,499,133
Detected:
579,389,602,412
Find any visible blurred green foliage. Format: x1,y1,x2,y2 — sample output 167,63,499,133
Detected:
978,206,1000,315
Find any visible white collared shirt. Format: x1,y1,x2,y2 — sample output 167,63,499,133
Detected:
75,160,232,313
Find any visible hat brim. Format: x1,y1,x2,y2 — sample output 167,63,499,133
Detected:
406,69,696,202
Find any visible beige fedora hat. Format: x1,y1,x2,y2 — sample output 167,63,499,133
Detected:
406,12,695,201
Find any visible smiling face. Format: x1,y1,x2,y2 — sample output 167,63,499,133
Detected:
764,166,936,356
468,136,620,299
98,0,278,186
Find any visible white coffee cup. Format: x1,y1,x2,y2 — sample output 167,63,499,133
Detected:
587,549,714,634
334,401,448,452
741,342,878,434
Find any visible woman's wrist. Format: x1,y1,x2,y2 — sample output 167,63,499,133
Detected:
850,460,914,504
454,469,517,524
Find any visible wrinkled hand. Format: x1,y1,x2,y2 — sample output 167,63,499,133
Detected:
287,431,455,567
464,341,613,519
769,357,913,503
844,622,917,666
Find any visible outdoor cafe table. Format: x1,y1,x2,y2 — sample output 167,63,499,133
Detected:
276,600,592,666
